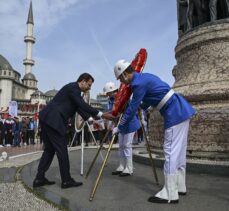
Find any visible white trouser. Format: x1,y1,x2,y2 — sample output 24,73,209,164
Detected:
116,132,135,173
177,168,186,193
118,132,135,159
155,119,190,201
163,119,190,175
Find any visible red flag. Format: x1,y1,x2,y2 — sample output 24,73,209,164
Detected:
34,112,39,120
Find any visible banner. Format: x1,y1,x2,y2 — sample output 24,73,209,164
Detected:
9,101,18,117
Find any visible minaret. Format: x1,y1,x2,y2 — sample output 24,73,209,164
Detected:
22,0,37,98
23,0,35,74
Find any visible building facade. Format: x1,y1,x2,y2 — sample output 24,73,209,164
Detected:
0,1,57,117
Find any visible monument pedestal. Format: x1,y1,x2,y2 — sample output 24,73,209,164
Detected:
149,21,229,157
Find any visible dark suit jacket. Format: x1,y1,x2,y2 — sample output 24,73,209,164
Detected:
39,82,99,135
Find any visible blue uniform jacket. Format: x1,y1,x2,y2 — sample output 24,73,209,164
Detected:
108,96,140,134
118,72,196,131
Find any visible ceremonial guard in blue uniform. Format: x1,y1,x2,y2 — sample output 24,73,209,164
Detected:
104,82,117,144
112,60,196,203
104,82,140,176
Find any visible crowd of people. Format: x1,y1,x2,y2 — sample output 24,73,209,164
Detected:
0,110,148,149
0,115,39,148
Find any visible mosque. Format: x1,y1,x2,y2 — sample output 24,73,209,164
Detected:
0,1,109,120
0,1,58,117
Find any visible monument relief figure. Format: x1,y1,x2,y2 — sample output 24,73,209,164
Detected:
151,0,229,182
187,0,209,29
209,0,229,21
178,0,189,35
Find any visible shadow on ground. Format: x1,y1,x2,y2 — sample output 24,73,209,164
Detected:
20,148,229,211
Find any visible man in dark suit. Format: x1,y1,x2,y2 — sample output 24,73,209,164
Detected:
33,73,105,189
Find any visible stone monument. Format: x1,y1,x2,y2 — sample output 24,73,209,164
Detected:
149,0,229,159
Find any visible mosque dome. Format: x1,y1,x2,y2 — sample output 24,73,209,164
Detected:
23,72,37,81
45,89,58,97
0,54,13,70
31,90,45,97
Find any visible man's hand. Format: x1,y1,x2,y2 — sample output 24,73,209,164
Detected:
87,117,94,124
93,120,103,130
102,112,116,120
112,127,120,136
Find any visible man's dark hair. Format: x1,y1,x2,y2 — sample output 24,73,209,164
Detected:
125,65,134,74
77,73,94,82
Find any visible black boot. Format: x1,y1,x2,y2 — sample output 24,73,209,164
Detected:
119,172,131,177
111,171,122,175
148,196,178,204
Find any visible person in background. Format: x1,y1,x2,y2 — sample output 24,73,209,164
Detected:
28,117,36,145
67,117,75,146
103,82,118,144
12,117,22,147
0,114,7,147
5,116,14,147
104,81,140,176
21,117,28,146
37,124,43,145
138,109,148,144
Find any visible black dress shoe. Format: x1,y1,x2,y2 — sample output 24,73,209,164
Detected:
61,178,83,189
147,196,179,204
178,192,187,196
33,178,55,188
111,171,122,175
119,172,131,177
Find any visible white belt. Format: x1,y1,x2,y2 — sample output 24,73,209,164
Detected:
156,89,175,110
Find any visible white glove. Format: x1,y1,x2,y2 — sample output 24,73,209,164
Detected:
112,127,120,136
87,117,94,123
97,111,103,118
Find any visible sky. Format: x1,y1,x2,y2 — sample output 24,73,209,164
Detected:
0,0,178,98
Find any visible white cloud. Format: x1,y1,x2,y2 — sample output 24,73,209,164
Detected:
0,1,26,60
34,0,79,36
0,0,92,68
